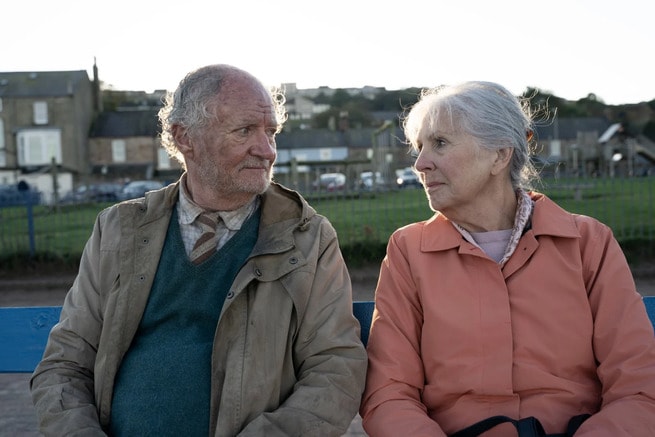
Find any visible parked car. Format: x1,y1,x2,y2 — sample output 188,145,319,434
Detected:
60,183,123,204
395,167,421,188
356,171,386,191
312,173,346,192
119,180,164,200
0,183,41,207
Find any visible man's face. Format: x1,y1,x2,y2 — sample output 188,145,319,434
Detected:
185,77,279,210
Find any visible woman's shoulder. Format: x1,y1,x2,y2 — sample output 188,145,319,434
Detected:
392,215,440,237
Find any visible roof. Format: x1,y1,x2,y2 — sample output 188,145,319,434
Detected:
276,127,405,149
534,117,611,141
90,109,160,138
598,123,623,143
0,70,90,97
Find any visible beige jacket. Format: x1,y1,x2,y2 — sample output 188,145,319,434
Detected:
31,181,367,436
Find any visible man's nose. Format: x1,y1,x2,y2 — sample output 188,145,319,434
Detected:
252,132,277,159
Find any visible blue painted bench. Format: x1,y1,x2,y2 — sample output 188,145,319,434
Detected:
1,298,654,373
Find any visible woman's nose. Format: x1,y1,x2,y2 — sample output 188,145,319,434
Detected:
414,149,430,171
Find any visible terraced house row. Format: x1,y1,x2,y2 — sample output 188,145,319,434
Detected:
1,63,653,205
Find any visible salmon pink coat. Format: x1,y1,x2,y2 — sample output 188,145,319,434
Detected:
361,192,655,436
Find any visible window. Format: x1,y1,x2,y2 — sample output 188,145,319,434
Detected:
549,140,561,157
33,101,48,125
16,129,62,166
111,139,126,163
158,148,171,169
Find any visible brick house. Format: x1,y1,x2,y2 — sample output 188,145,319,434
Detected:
88,108,183,184
0,69,95,202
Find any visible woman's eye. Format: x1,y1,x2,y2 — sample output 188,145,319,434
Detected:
410,143,422,158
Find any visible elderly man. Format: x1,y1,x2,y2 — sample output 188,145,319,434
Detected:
31,64,367,436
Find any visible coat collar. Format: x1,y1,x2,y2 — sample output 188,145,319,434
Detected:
117,178,314,229
419,191,581,253
528,191,581,239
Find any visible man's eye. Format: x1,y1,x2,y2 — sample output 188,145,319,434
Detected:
238,127,251,135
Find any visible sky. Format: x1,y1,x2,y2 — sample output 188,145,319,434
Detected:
2,0,653,105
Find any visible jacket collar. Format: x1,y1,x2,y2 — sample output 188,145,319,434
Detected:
419,191,581,253
121,177,313,221
528,191,581,239
251,182,316,257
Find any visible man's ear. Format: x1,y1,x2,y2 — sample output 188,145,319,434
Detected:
172,125,193,156
491,147,513,175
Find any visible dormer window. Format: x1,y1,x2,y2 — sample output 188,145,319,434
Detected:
33,101,48,125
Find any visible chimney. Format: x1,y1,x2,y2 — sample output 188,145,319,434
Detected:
93,57,103,113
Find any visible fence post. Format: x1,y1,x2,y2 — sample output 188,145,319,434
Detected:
17,183,37,257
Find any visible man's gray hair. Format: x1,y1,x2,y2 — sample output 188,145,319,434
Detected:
158,64,286,166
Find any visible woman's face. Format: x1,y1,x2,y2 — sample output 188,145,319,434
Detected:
413,113,503,222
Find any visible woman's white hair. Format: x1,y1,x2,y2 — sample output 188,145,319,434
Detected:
403,81,540,190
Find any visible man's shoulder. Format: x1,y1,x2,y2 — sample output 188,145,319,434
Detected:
95,183,177,231
262,183,315,219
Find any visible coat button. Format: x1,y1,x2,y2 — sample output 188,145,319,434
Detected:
255,268,262,276
289,257,298,264
227,291,235,299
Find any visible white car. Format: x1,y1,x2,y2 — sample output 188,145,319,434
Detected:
313,173,346,192
396,167,421,188
357,171,386,191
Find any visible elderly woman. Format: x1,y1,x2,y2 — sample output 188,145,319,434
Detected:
360,81,655,436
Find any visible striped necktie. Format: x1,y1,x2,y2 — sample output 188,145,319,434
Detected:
190,211,221,265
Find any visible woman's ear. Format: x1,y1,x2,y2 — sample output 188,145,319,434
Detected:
491,147,513,175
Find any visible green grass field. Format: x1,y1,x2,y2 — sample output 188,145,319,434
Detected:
313,177,655,244
1,177,653,269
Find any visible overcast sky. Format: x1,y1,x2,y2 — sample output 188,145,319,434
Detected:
2,0,653,104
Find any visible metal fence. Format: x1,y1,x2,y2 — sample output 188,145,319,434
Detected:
1,177,654,262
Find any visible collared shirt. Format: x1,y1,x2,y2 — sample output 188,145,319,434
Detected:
177,175,259,256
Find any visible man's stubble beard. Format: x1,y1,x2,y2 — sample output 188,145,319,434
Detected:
197,159,272,199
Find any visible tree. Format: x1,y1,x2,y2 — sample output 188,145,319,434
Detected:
370,88,421,112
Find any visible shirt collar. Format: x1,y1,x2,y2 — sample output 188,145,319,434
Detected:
177,174,259,231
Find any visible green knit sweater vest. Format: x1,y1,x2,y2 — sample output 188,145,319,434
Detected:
109,207,260,436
